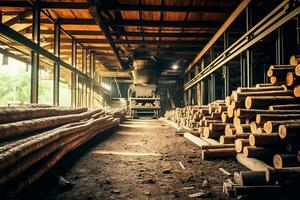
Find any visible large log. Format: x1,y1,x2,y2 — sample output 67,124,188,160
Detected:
2,119,119,199
243,146,274,158
266,167,300,182
245,96,299,109
236,153,273,171
0,114,111,171
278,124,300,139
286,72,300,86
239,171,271,186
273,154,300,169
267,66,294,77
249,133,280,146
231,100,245,109
237,85,285,93
235,139,249,153
264,120,300,134
269,104,300,110
236,108,300,119
209,123,227,132
203,127,223,139
0,107,88,124
201,144,235,150
256,113,300,124
270,76,286,86
0,119,89,154
0,109,102,141
295,63,300,76
293,85,300,97
234,185,282,197
233,90,293,102
219,134,250,144
201,148,236,159
290,55,300,66
255,83,273,88
0,117,111,186
235,124,251,134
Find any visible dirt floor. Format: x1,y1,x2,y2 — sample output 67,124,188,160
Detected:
22,119,246,200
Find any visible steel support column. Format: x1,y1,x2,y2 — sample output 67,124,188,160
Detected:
187,72,192,105
297,16,300,50
82,49,87,107
30,4,40,103
276,27,284,65
240,53,246,87
209,47,216,102
223,31,230,97
200,59,205,105
53,20,60,105
71,39,77,107
245,6,253,87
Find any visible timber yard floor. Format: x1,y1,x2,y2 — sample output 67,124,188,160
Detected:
23,119,245,200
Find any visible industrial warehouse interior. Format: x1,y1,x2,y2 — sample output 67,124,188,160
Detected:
0,0,300,199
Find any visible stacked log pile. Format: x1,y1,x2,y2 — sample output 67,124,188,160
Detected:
222,56,300,199
165,55,300,199
164,100,226,134
0,105,123,199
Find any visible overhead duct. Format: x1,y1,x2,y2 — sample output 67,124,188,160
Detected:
131,59,158,85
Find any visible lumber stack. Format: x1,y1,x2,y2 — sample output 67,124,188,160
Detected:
0,105,122,199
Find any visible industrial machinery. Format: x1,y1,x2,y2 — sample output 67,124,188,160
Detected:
128,59,161,118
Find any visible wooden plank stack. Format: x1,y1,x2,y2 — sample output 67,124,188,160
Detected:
0,105,123,199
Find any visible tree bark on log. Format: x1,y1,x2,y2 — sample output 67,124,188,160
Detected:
269,104,300,110
233,90,293,102
0,107,88,124
245,96,299,109
249,133,280,146
264,120,300,134
239,171,271,186
236,153,273,171
290,55,300,66
266,167,300,182
201,148,236,159
1,120,119,199
255,83,274,88
278,124,300,139
237,85,285,93
256,114,300,124
219,134,250,144
235,124,251,134
273,154,299,169
0,109,102,141
243,146,274,158
0,114,110,171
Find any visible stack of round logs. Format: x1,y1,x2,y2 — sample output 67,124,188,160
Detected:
0,105,122,199
165,55,300,199
164,100,226,135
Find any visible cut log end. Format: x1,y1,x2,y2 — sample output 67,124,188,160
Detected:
264,121,273,134
286,72,294,86
245,97,252,109
278,125,287,139
293,85,300,97
273,154,282,169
